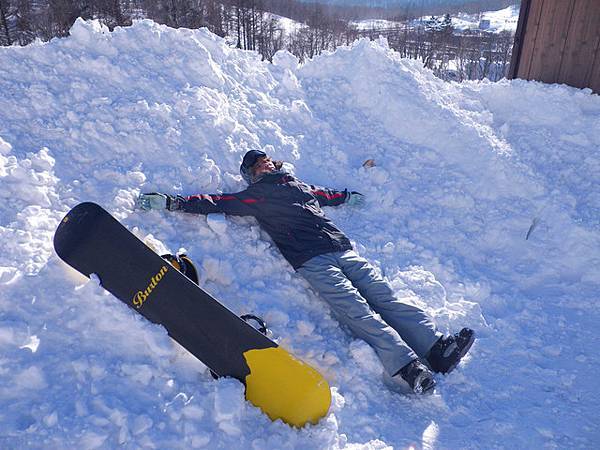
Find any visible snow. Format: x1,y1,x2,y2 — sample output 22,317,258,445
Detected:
265,13,307,34
355,5,520,33
451,5,520,33
1,18,599,449
291,4,519,34
351,19,404,31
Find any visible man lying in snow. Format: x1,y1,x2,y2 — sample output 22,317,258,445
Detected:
137,149,475,394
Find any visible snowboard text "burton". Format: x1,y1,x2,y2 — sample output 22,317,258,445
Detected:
133,265,169,309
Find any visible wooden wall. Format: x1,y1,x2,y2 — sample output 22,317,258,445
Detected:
509,0,600,93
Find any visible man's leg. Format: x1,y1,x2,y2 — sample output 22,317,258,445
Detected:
298,253,417,377
336,250,442,359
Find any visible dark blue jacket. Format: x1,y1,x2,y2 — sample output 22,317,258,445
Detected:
173,171,352,269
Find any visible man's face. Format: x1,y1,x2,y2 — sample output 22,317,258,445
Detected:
252,156,276,177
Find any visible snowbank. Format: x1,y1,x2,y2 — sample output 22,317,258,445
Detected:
0,19,598,448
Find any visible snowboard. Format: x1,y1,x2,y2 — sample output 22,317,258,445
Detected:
53,202,331,427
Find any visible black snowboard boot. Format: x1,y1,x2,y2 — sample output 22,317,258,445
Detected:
397,359,436,394
426,328,475,374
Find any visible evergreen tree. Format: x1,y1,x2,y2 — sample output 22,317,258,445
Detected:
440,13,452,34
425,15,440,32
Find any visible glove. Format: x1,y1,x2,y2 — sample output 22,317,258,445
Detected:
345,191,365,207
137,193,167,211
136,193,179,211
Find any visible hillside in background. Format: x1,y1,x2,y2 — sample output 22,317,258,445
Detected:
296,0,517,15
353,5,519,35
0,19,598,449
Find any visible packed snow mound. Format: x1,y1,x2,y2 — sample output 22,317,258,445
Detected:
0,19,599,449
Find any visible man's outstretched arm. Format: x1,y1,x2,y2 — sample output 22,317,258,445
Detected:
137,191,262,217
308,185,365,208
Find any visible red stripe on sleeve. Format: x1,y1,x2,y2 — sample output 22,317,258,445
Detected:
187,194,261,204
313,190,345,200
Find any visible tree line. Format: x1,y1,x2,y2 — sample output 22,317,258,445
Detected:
405,28,513,81
0,0,516,81
0,0,363,60
360,16,515,81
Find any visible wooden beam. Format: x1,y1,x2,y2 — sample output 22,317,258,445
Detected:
589,33,600,93
517,0,546,80
559,0,600,90
528,0,576,84
508,0,532,79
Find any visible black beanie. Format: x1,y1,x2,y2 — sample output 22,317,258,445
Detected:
240,149,267,184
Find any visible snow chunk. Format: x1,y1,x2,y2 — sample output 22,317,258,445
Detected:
69,18,110,45
16,366,47,391
214,378,244,435
19,334,40,353
206,214,228,235
296,320,315,336
121,364,154,385
349,341,382,375
29,147,55,171
273,50,299,71
132,415,153,435
0,136,12,155
43,411,58,428
0,267,20,285
422,420,440,450
202,257,234,285
79,431,108,449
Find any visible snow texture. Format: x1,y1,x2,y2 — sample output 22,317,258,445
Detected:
0,18,599,449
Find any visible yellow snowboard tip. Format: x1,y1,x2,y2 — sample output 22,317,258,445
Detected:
243,347,331,427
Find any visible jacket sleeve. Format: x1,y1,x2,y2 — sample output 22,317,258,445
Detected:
308,185,348,207
172,190,262,217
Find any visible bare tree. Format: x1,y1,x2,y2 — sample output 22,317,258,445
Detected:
0,0,12,45
257,14,283,61
0,0,516,83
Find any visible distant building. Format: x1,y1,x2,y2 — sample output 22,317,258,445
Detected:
509,0,600,93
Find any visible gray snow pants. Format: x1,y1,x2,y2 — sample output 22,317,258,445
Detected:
297,250,442,376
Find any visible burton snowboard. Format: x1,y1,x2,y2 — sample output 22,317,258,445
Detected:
54,202,331,427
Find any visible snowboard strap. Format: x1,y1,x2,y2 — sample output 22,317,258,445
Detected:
210,314,269,380
161,253,199,285
240,314,269,335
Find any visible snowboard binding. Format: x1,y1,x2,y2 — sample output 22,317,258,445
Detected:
159,253,271,380
209,314,270,380
240,314,270,336
161,253,199,285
